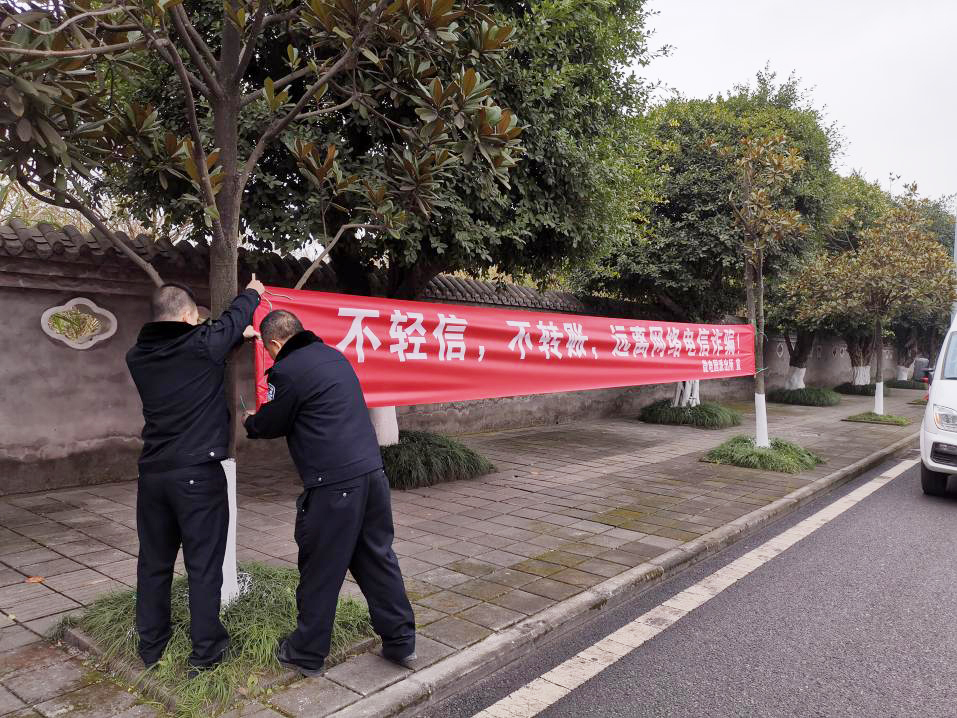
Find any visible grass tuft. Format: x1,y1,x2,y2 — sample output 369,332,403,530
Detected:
57,562,372,718
834,382,892,397
844,412,911,426
704,435,823,474
639,400,742,429
909,398,928,406
382,431,494,490
767,387,842,407
885,379,927,390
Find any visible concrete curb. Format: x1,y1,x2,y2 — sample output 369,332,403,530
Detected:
332,431,919,718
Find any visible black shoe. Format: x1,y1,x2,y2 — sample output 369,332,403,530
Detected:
379,648,417,669
186,651,226,679
276,639,324,677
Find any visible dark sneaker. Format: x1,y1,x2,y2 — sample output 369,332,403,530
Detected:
379,648,417,669
276,639,324,677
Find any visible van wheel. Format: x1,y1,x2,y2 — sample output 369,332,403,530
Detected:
921,463,949,496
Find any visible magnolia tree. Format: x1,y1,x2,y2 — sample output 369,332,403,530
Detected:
0,0,522,439
0,0,523,600
724,133,806,447
793,195,956,413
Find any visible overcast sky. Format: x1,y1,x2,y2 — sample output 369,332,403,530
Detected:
638,0,955,203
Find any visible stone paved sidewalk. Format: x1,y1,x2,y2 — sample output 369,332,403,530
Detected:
0,391,923,717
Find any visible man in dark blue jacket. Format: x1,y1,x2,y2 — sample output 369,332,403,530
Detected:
244,309,415,676
126,276,263,672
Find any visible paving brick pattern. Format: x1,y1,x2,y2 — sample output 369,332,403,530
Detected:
0,393,921,716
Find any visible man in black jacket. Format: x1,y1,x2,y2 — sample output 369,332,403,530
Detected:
126,276,263,671
244,309,415,676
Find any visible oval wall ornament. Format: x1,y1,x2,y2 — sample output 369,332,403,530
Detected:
41,297,118,350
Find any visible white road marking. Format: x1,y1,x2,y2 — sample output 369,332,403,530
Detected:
472,458,918,718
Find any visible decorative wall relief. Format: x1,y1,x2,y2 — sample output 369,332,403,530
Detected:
41,298,117,349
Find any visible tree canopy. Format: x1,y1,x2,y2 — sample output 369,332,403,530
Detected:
102,0,657,298
577,71,837,321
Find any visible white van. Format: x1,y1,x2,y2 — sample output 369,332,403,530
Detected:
920,329,957,495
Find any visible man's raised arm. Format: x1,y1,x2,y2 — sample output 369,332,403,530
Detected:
205,275,265,362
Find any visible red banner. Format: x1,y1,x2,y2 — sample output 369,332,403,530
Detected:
253,287,755,409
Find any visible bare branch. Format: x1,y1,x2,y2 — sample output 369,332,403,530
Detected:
170,6,222,98
0,39,147,57
294,93,358,120
234,0,268,82
262,10,298,27
240,66,311,107
18,174,164,287
295,223,381,290
161,24,226,246
12,6,136,35
171,5,220,73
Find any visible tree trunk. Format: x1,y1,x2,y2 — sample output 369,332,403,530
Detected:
844,332,872,386
369,406,400,446
746,256,769,448
896,365,911,381
671,380,700,408
873,315,884,415
783,329,815,390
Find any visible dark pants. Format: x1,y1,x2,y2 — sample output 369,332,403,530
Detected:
136,462,229,667
286,468,415,671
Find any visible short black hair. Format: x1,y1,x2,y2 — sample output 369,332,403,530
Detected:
260,309,304,345
151,283,197,321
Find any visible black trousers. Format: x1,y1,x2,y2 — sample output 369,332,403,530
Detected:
286,468,415,671
136,462,229,667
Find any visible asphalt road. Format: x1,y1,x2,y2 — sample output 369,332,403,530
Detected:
429,449,957,718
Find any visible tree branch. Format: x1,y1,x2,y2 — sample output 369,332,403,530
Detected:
239,50,354,189
160,25,225,246
234,0,268,82
13,6,136,35
170,6,222,98
0,39,147,57
295,223,381,290
18,174,164,287
239,0,392,189
262,10,298,27
240,66,311,107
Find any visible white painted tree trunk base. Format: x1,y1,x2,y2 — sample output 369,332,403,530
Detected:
851,365,871,385
874,382,885,415
220,458,240,606
671,380,700,408
896,365,910,381
755,393,770,448
785,366,806,390
370,405,399,447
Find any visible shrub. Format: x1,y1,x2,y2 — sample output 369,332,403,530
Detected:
639,400,742,429
886,379,927,390
704,435,823,474
834,383,892,397
767,387,842,407
844,412,911,426
57,562,372,718
382,431,494,490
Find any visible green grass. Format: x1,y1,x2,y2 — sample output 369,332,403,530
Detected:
767,387,842,407
844,412,911,426
639,400,742,429
382,430,494,490
704,435,823,474
834,382,892,397
885,379,927,390
909,398,928,406
55,562,373,718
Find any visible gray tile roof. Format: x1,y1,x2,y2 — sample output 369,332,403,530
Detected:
0,221,664,318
